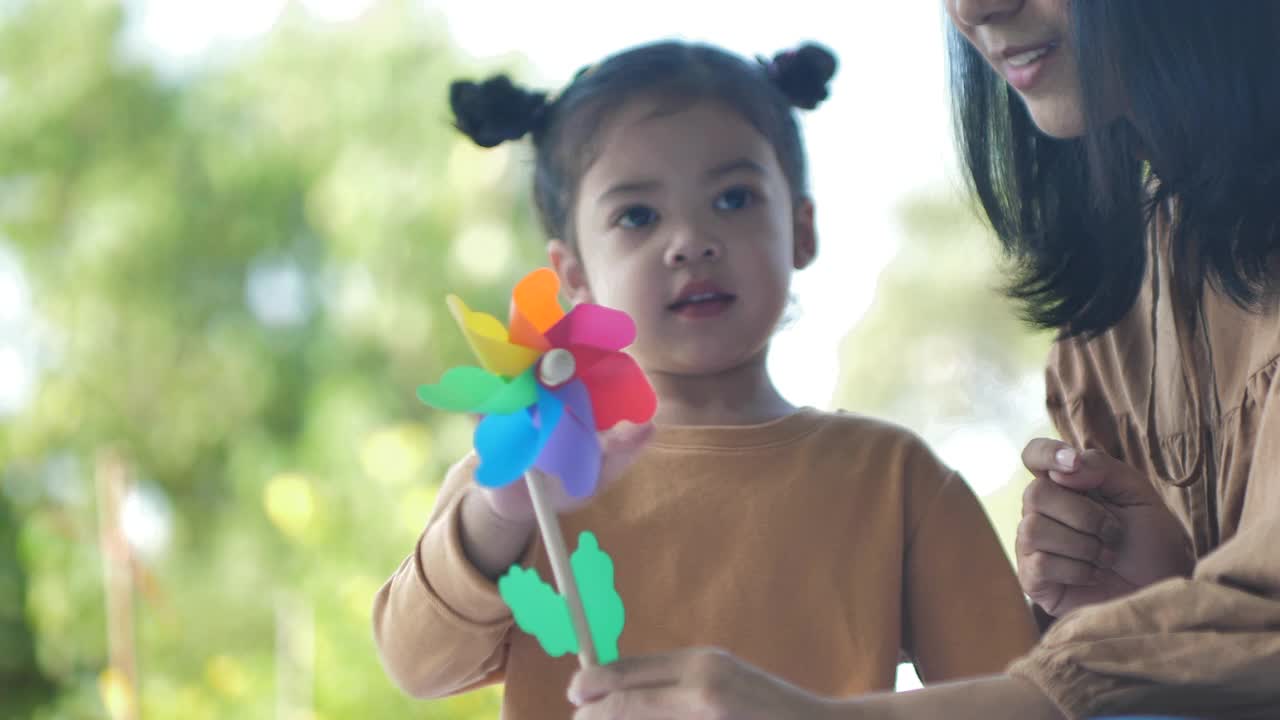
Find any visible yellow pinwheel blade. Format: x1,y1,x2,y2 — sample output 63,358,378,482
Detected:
447,295,541,378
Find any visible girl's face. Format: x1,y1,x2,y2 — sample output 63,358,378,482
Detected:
945,0,1086,138
551,97,816,378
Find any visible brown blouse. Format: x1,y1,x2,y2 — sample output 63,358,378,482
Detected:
1008,209,1280,718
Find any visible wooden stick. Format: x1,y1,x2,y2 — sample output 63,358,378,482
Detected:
524,468,597,667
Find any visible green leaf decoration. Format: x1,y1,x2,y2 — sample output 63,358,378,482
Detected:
571,531,625,665
498,565,578,658
497,531,626,664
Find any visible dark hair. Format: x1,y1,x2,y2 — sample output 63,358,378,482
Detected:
950,1,1280,337
449,41,837,246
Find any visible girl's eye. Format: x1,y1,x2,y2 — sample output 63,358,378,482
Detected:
618,205,658,229
714,186,756,211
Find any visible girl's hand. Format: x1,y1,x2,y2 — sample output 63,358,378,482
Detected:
570,651,1066,720
1017,438,1195,617
568,648,838,720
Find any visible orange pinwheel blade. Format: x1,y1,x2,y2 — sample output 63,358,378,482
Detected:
508,268,563,352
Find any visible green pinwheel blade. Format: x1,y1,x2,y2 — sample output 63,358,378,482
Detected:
417,366,537,415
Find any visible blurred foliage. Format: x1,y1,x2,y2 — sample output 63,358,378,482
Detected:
835,193,1057,559
0,0,541,717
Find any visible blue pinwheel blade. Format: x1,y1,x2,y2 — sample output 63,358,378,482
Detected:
474,389,565,488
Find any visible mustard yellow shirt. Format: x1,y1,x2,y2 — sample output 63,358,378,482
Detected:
374,409,1037,718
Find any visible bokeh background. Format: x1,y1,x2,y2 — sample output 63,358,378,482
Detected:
0,1,1055,717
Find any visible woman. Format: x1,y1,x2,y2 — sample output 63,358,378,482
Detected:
568,1,1280,718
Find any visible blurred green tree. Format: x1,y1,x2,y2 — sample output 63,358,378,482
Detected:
834,192,1057,559
0,0,543,717
0,492,56,719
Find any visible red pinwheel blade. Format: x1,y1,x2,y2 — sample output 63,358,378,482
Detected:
577,351,657,430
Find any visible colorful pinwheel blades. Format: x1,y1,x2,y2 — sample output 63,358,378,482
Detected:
416,268,656,497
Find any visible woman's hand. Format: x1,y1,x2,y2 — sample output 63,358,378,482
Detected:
1017,439,1195,617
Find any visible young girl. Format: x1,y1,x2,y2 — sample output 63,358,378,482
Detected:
372,40,1037,718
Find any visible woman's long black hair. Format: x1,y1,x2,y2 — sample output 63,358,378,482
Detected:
950,0,1280,337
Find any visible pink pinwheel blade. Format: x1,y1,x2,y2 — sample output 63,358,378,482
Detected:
544,303,636,352
564,344,614,378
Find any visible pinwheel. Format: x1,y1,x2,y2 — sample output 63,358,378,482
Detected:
418,267,656,497
417,268,656,666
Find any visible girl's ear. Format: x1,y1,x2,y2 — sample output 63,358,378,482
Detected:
792,198,818,270
547,240,593,304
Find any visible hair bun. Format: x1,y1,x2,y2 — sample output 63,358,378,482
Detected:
766,43,838,110
449,75,548,148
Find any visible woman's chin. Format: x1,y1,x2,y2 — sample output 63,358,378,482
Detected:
1023,100,1088,140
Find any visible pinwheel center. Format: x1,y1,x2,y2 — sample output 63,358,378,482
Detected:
537,348,576,388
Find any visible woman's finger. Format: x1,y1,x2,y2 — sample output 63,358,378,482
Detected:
1022,476,1123,546
1016,511,1115,568
1021,437,1079,474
